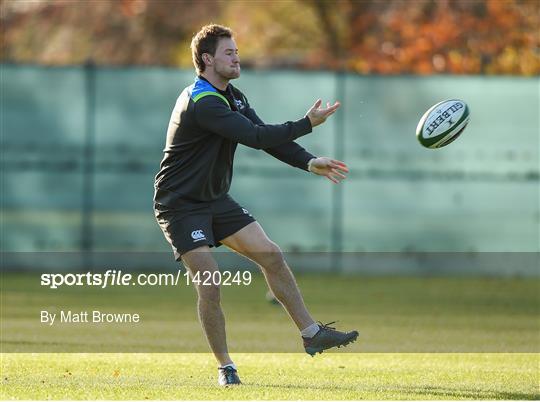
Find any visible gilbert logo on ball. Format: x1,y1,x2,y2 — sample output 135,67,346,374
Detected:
416,99,470,149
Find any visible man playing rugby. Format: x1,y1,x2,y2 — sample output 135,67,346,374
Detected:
154,24,358,386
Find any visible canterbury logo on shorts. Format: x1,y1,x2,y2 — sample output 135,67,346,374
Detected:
191,230,206,242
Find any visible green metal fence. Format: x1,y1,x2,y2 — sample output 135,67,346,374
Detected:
1,65,539,258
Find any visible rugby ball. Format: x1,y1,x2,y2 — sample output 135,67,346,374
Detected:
416,99,470,148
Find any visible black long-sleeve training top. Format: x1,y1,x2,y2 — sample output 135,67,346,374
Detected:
154,76,315,205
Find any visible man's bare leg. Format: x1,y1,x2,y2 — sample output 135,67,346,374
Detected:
221,222,315,331
181,246,233,367
221,221,359,356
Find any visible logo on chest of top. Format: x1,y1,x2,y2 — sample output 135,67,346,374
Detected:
234,99,245,110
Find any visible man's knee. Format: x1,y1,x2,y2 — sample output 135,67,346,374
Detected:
181,246,222,303
256,240,286,273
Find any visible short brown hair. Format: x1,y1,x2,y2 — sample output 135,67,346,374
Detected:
191,24,233,75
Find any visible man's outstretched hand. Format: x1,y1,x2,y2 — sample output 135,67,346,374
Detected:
309,157,349,184
306,99,340,128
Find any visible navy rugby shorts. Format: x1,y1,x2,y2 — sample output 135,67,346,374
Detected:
154,194,256,260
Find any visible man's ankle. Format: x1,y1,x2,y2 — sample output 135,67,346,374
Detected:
300,322,320,338
219,362,237,370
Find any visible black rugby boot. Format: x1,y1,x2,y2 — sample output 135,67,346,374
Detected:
303,321,359,356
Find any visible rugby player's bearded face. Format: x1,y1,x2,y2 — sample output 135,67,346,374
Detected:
208,37,241,79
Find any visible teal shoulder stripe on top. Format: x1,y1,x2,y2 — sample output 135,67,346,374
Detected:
191,77,230,108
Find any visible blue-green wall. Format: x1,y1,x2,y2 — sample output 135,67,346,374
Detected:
2,65,538,258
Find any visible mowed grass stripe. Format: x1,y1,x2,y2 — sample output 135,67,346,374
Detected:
1,353,538,400
2,274,538,352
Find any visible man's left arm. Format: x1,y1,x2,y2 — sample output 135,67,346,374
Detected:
243,105,315,171
242,96,349,183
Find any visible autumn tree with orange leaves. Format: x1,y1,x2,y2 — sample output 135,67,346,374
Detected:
1,0,538,75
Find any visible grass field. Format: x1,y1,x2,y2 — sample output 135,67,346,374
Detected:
1,353,539,399
1,273,539,399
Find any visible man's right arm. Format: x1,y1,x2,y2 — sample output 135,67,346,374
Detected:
194,96,312,149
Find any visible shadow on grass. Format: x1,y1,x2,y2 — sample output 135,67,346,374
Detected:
393,385,540,400
244,382,539,400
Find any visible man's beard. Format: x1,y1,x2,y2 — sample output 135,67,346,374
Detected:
217,65,240,80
